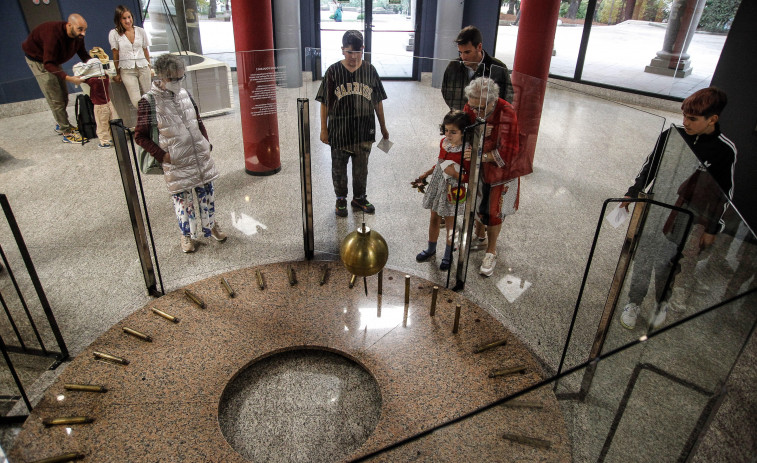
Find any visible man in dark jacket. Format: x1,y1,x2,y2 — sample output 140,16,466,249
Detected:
619,87,737,330
441,26,513,110
22,14,90,144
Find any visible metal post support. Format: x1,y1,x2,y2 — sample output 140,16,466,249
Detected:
298,98,315,259
452,121,486,291
0,333,33,417
0,194,68,361
110,120,163,297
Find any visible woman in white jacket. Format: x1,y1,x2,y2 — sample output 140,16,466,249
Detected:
109,5,151,109
134,54,226,253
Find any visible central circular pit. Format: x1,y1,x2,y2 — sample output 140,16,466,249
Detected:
218,349,382,462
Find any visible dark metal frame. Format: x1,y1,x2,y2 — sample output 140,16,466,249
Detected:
450,120,485,291
298,98,315,260
110,119,165,298
0,194,69,422
597,363,725,462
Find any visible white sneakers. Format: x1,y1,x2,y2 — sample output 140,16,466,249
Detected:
211,224,227,242
181,235,195,253
620,303,640,329
620,301,668,330
480,252,497,277
182,224,227,253
650,301,668,330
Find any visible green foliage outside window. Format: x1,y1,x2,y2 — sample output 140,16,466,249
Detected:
698,0,741,32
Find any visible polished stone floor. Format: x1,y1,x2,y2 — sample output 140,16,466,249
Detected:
0,74,755,461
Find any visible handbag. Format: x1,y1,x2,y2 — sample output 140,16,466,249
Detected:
137,93,163,175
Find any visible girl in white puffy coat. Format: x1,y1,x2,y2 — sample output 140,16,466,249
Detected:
135,54,226,253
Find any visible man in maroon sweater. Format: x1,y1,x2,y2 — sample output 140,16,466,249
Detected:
22,14,91,144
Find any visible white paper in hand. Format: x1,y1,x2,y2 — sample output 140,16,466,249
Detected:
606,205,630,229
376,138,393,153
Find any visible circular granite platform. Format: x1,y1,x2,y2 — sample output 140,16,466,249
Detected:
10,261,571,462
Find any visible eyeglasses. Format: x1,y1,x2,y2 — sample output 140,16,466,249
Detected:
164,75,186,83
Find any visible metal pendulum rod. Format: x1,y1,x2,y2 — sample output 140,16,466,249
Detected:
363,277,368,296
221,278,235,298
122,327,153,342
430,286,438,316
378,270,383,295
452,304,461,333
184,289,206,309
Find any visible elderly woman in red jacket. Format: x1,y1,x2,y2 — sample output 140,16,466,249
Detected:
463,77,528,277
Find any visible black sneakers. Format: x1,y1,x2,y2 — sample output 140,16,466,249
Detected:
351,196,375,214
335,198,348,217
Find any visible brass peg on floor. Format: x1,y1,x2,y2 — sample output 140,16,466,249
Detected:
320,266,328,286
452,304,461,333
93,351,129,365
30,452,85,463
42,416,94,427
502,433,551,449
151,307,179,323
184,289,206,309
221,277,235,297
122,327,152,342
64,383,107,393
488,365,526,378
404,275,410,304
349,274,357,288
288,265,297,286
256,269,265,290
429,286,439,316
474,338,507,354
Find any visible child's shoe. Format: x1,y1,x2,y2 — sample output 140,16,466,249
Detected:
98,141,112,148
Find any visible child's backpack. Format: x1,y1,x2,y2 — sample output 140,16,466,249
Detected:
75,94,97,141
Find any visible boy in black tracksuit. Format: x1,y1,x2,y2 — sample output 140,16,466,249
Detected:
619,87,737,330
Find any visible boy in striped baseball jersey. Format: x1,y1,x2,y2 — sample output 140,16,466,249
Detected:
316,30,389,217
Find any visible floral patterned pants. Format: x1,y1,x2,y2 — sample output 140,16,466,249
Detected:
171,182,216,239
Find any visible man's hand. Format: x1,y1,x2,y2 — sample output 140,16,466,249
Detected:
113,74,122,83
163,153,171,164
619,196,632,211
381,126,389,140
699,232,715,251
320,128,329,145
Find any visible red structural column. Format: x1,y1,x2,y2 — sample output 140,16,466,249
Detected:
511,0,561,164
230,0,281,175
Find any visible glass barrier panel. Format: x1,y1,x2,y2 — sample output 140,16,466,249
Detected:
351,286,756,462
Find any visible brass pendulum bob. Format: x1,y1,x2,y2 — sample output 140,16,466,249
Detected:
340,222,389,296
